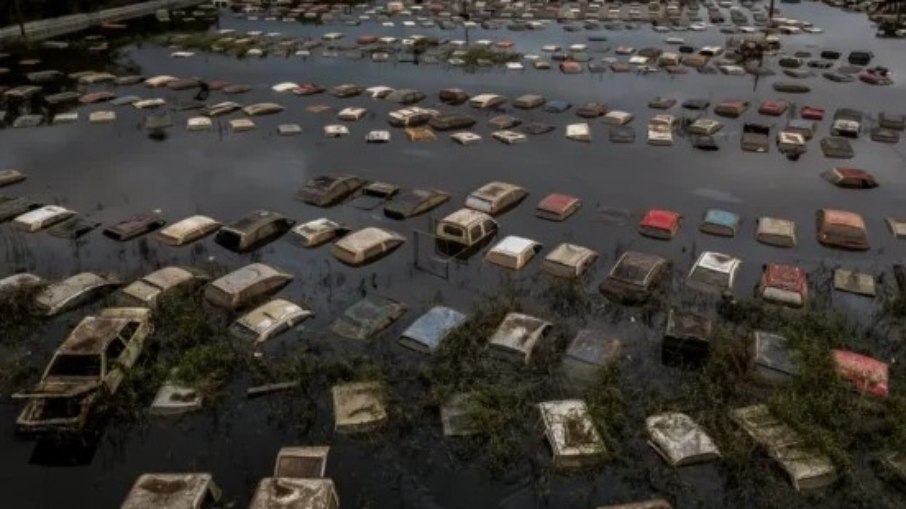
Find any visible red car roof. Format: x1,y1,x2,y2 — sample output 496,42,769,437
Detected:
834,168,871,179
640,209,681,230
759,100,788,113
833,349,889,398
762,263,807,293
537,193,580,214
801,106,825,120
821,209,866,229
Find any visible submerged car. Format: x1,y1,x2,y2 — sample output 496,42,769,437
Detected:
204,263,293,310
429,113,476,132
639,209,682,240
542,243,598,279
0,169,27,188
759,263,808,308
118,266,209,308
13,307,152,433
600,251,670,304
435,208,499,258
103,213,166,241
381,188,450,221
46,216,101,239
13,205,76,232
331,227,405,266
816,209,870,251
464,181,528,216
536,193,581,221
486,236,543,271
469,93,506,109
121,473,222,509
741,123,770,152
686,251,741,296
156,215,221,246
347,182,399,210
831,108,863,138
297,174,368,207
288,218,350,248
33,272,121,316
229,299,313,344
821,168,878,189
214,210,295,253
439,88,470,105
398,306,468,353
330,295,406,340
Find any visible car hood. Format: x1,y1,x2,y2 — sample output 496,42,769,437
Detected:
12,379,100,399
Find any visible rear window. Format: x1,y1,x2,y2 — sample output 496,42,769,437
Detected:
612,262,649,284
690,266,727,288
215,229,243,251
825,225,864,241
465,197,493,211
48,354,102,377
118,322,139,342
157,230,180,243
333,245,359,262
442,224,465,239
228,322,259,342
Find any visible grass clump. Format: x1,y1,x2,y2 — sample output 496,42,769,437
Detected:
447,47,520,65
584,365,626,459
171,339,241,399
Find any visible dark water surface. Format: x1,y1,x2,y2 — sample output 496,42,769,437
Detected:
1,3,906,508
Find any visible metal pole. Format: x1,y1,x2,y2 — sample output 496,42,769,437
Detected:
13,0,27,40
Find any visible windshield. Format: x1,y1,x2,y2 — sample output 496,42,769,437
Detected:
333,245,359,262
691,267,728,289
228,322,259,342
465,197,493,212
827,225,865,241
612,260,651,285
215,229,243,251
441,224,466,239
47,354,102,378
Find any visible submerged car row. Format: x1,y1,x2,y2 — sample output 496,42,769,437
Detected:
6,67,901,156
9,265,891,491
0,166,890,273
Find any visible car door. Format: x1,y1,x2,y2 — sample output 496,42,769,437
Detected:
103,335,129,393
117,321,143,368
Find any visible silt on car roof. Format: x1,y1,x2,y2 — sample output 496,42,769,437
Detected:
230,298,313,344
273,446,330,479
646,412,721,467
600,251,670,303
331,227,405,266
248,478,339,509
663,309,713,366
120,473,221,509
731,404,837,491
538,399,605,468
561,329,623,382
156,215,221,246
487,312,552,364
332,381,387,432
204,263,292,310
749,331,799,385
542,243,598,279
330,294,406,340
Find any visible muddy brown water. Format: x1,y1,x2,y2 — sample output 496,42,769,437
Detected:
1,3,906,508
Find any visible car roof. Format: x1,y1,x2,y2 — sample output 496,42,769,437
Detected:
59,316,132,354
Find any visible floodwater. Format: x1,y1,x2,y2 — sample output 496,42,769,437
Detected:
1,2,906,508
